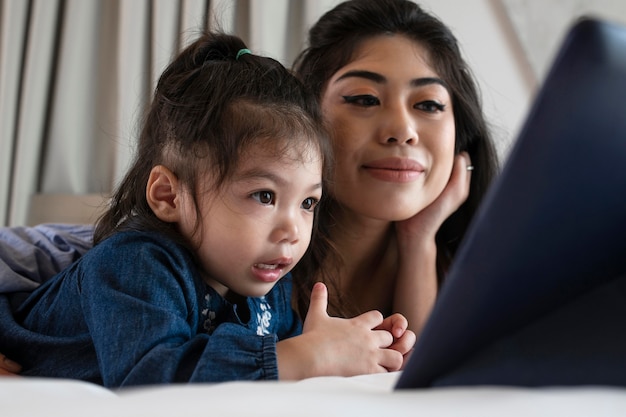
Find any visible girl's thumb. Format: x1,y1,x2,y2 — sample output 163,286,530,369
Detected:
307,282,329,318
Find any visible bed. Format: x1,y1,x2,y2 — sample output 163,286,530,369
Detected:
4,372,626,416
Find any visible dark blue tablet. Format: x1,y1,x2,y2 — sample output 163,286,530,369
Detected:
396,17,626,389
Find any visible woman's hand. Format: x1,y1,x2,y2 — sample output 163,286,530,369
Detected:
396,152,473,240
0,353,21,376
392,152,473,336
277,283,405,380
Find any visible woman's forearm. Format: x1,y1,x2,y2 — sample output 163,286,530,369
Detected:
393,237,438,338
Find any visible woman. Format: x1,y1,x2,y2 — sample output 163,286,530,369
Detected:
290,0,498,334
0,0,498,375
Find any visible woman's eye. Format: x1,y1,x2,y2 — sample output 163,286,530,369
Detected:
342,95,380,107
301,197,319,211
252,191,274,205
415,100,446,113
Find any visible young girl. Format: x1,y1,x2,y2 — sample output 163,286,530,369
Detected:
0,31,412,386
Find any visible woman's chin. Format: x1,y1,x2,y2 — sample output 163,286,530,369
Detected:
371,206,429,223
336,198,432,223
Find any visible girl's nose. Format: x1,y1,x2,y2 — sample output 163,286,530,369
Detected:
270,216,300,244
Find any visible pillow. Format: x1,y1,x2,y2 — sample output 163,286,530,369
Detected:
0,224,94,293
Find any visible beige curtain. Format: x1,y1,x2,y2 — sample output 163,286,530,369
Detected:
0,0,336,226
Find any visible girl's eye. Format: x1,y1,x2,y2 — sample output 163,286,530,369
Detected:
342,94,380,107
252,191,274,205
301,197,319,211
415,100,446,113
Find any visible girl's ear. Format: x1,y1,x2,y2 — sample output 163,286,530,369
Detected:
146,165,183,222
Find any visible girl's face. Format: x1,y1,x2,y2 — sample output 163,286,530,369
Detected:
180,144,323,298
320,35,456,221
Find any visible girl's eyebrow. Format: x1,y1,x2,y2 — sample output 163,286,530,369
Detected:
237,169,323,192
237,169,287,185
335,69,448,89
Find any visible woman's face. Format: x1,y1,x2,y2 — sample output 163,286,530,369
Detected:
320,35,456,221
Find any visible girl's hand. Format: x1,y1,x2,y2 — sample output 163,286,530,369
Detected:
0,353,21,376
375,313,416,369
277,283,403,379
396,152,473,240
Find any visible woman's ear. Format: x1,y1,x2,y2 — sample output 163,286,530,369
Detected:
146,165,183,222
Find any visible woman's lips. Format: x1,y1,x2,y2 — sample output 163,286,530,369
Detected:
362,158,425,183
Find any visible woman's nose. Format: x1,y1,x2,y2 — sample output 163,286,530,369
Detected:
380,106,418,145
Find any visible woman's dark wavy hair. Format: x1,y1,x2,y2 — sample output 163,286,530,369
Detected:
94,32,332,262
291,0,499,317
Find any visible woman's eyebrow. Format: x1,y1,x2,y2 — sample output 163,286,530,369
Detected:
335,70,448,89
335,70,386,83
412,77,448,89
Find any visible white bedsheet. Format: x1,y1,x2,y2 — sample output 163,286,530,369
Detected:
3,372,626,417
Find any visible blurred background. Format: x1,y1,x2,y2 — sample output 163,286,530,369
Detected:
1,0,625,226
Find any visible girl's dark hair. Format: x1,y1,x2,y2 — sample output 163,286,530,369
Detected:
292,0,499,317
94,32,332,260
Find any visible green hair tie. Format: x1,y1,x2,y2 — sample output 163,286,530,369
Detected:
236,48,252,60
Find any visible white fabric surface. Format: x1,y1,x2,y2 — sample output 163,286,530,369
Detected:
3,372,626,417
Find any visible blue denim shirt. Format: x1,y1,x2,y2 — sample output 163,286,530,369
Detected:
1,230,302,387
